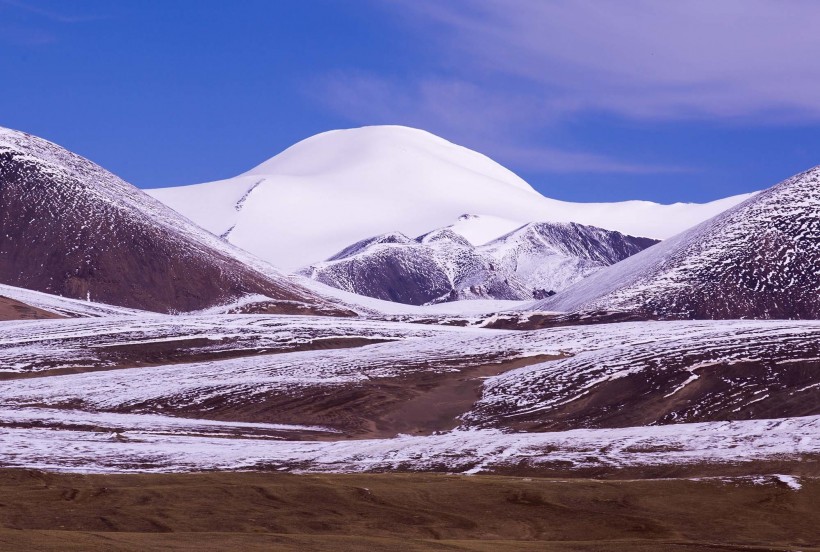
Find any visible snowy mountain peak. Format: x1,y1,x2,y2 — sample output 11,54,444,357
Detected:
416,228,473,247
244,125,538,194
488,221,658,265
327,232,414,261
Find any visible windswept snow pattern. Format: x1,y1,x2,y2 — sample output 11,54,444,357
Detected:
465,320,820,429
0,314,481,375
0,415,815,474
0,407,338,438
0,322,518,412
1,319,818,432
536,166,820,320
148,125,752,270
0,315,817,473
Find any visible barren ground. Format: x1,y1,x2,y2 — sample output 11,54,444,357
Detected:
0,470,816,551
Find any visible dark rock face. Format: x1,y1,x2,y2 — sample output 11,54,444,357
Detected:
0,128,343,314
301,222,657,306
303,232,524,305
538,166,820,320
324,251,452,305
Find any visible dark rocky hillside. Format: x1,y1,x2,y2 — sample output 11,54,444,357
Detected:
535,166,820,319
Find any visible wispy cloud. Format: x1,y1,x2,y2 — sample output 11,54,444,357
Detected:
0,0,108,46
313,1,820,173
0,0,107,23
396,0,820,122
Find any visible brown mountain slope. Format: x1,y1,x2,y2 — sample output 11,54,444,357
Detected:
0,127,348,314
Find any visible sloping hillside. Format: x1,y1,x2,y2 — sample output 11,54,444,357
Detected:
0,127,346,314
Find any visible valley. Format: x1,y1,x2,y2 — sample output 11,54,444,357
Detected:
0,123,817,550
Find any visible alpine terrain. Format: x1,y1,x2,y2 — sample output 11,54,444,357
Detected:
6,3,820,550
1,126,816,552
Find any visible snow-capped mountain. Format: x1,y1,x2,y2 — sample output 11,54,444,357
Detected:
148,126,753,270
534,166,820,319
302,229,526,305
300,218,656,305
0,127,344,314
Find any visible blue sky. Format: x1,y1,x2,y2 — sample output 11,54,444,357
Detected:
3,0,820,203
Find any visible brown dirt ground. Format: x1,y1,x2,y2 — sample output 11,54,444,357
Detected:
0,296,63,321
0,470,816,551
152,354,562,438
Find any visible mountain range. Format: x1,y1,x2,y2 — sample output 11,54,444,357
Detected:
148,126,752,271
301,218,657,305
2,124,812,321
0,123,817,540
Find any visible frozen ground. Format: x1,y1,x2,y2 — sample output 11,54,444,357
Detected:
2,318,816,425
0,313,489,375
0,315,817,474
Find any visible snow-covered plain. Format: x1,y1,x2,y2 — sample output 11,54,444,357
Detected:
0,413,814,474
466,320,820,428
0,314,492,375
148,126,753,270
0,317,520,411
2,318,817,421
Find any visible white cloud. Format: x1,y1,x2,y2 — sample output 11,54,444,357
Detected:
314,72,682,173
